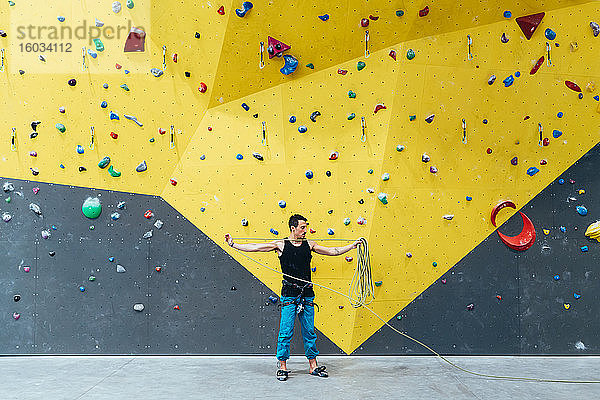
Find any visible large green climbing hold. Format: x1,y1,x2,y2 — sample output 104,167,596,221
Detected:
5,196,11,203
98,156,110,169
82,197,102,219
108,165,121,177
93,38,104,52
406,49,416,60
56,123,66,133
357,61,366,71
126,0,134,9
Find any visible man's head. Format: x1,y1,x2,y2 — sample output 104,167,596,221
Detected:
289,214,308,239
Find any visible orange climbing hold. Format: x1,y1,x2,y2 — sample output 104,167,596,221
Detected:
515,12,545,40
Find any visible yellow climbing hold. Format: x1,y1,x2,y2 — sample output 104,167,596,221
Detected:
578,189,585,194
543,229,550,235
564,303,570,310
584,221,600,242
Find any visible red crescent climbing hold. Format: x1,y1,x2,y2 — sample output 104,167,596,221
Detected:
497,212,536,251
515,12,545,40
530,56,544,75
490,200,516,227
565,80,582,92
373,103,386,114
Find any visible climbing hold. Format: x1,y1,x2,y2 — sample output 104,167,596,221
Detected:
491,201,536,251
289,116,296,123
381,173,390,181
143,230,153,239
443,215,454,221
527,167,539,176
133,303,144,312
503,10,512,18
136,160,147,172
68,78,77,86
120,83,129,91
543,229,550,235
357,217,366,225
111,212,120,221
406,49,415,60
343,217,351,226
318,14,329,21
112,1,121,13
406,252,412,258
109,111,120,120
93,38,104,52
419,6,429,17
126,0,134,8
252,152,264,161
545,28,556,40
23,266,30,273
98,157,110,169
483,119,488,124
432,261,438,267
280,55,298,75
581,246,589,252
236,154,243,160
217,5,225,15
348,90,356,98
305,170,313,179
374,104,386,114
198,82,208,93
150,68,163,78
357,61,366,71
496,295,502,301
374,281,383,287
377,193,388,205
270,228,279,235
56,123,66,133
117,202,126,210
503,75,514,87
409,115,416,121
360,18,369,27
560,226,566,232
338,69,348,75
389,50,396,60
488,75,496,85
108,165,121,177
267,36,292,59
170,178,177,186
367,169,374,174
278,200,286,208
552,130,563,138
421,153,430,163
310,111,321,122
396,10,404,17
29,203,42,216
424,114,435,123
487,148,493,154
100,101,108,109
540,159,547,165
591,22,600,37
241,103,250,111
565,80,582,92
511,157,518,166
88,275,96,282
585,221,600,242
76,145,84,154
515,12,545,40
329,151,339,160
79,286,85,292
466,196,473,201
576,205,588,216
347,113,356,120
2,212,12,222
466,303,475,311
235,1,253,17
298,126,307,134
441,279,447,284
501,32,509,43
574,293,582,299
110,132,118,139
327,228,334,235
396,145,405,152
13,312,20,320
82,197,102,219
530,56,544,75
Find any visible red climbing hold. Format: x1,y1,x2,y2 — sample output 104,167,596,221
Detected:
369,15,379,21
110,132,118,139
486,148,493,154
199,82,207,93
373,103,386,114
158,128,166,135
496,295,502,300
540,159,548,165
309,228,316,234
360,18,369,27
123,27,146,52
267,36,291,59
515,12,545,40
419,6,429,17
491,201,536,251
337,69,348,75
115,63,122,69
565,80,582,92
155,266,162,272
389,50,397,60
217,5,225,15
542,138,550,146
173,305,180,310
530,56,544,75
144,210,153,219
170,178,178,186
172,53,178,63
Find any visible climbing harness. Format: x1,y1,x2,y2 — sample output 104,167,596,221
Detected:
229,236,600,384
279,281,319,314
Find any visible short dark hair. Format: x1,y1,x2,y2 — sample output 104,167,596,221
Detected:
289,214,308,231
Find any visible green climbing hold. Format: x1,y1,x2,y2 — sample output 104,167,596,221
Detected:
396,10,404,17
406,49,415,60
93,38,104,52
8,1,15,6
357,61,366,71
126,0,134,9
5,196,11,203
348,90,356,99
374,281,383,287
409,115,416,121
108,165,121,177
347,113,356,120
120,84,129,91
432,261,438,267
306,63,314,69
98,156,110,169
56,123,66,133
90,225,95,230
88,275,96,281
82,197,102,219
396,314,402,320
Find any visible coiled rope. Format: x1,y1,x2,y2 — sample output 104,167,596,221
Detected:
229,236,600,384
348,237,374,308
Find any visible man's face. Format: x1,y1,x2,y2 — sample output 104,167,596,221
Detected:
292,220,308,238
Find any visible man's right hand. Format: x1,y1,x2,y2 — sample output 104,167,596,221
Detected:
225,234,234,247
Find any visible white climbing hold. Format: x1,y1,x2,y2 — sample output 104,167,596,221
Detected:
443,214,454,220
95,18,105,27
29,203,42,216
154,220,163,229
143,230,153,239
3,182,14,192
133,303,144,312
112,1,122,13
116,264,126,273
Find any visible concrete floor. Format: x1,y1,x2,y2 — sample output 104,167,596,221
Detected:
1,356,600,400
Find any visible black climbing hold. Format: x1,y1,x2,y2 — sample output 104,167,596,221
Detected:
253,113,258,118
78,166,87,172
195,32,200,38
18,70,25,75
358,199,364,204
49,251,55,257
328,209,333,214
13,294,20,302
310,111,321,122
326,171,331,177
68,79,77,86
30,132,38,139
185,71,191,77
252,152,264,161
31,121,41,131
0,30,6,37
231,286,237,291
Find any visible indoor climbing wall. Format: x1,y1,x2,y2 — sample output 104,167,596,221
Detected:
1,0,600,355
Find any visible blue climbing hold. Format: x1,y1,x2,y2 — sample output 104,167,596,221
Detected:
557,111,563,118
466,196,472,201
57,16,65,22
87,49,98,59
576,205,588,216
110,111,119,120
76,145,84,154
318,14,329,21
515,71,521,78
553,130,563,138
278,200,286,208
268,295,279,303
235,1,253,17
200,207,206,212
483,119,488,124
200,154,206,160
558,178,565,184
594,95,600,101
298,125,307,133
327,228,334,235
79,286,85,292
59,164,65,169
581,245,589,252
236,153,243,160
367,169,374,174
280,54,299,75
289,116,296,123
109,256,115,262
503,75,514,87
305,170,313,179
553,274,560,281
270,228,279,235
545,28,557,40
527,167,539,176
574,293,582,299
396,145,405,152
241,103,249,111
100,101,108,108
503,10,512,18
103,83,109,89
560,226,566,233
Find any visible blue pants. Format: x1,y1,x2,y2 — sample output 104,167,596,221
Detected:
276,296,319,361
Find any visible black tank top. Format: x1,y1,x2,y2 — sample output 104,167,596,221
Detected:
278,239,315,297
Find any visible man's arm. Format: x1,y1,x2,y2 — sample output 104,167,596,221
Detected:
225,234,280,252
310,239,361,256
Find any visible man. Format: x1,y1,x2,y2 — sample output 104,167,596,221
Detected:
225,214,361,381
